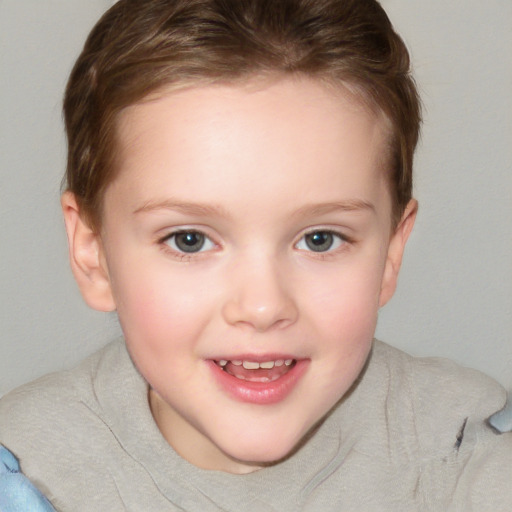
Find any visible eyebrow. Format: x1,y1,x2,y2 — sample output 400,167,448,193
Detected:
133,198,375,219
293,200,376,217
133,199,230,218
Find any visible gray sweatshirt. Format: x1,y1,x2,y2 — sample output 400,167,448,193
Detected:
0,338,510,511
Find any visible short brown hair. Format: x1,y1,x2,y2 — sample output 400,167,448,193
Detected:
63,0,421,230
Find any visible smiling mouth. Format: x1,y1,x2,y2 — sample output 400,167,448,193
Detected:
214,359,297,383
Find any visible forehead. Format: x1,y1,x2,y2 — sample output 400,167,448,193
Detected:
108,77,392,223
117,76,389,150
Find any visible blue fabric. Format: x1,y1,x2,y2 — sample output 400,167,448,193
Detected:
0,446,56,512
488,396,512,434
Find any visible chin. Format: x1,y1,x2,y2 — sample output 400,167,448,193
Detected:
219,426,309,467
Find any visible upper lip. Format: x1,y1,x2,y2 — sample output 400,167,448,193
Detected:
210,354,301,363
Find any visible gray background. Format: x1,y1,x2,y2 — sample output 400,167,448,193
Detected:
1,0,511,396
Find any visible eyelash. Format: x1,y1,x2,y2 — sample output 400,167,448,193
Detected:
294,229,351,258
158,230,217,260
157,228,352,260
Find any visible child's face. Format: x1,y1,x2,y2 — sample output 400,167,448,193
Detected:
67,77,415,473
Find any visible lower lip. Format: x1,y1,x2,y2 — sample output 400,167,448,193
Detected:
208,359,309,405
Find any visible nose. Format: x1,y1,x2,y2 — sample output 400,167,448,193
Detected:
221,257,299,332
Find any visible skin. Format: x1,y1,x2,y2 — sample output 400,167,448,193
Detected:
62,77,416,474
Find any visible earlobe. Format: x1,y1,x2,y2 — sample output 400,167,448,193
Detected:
61,191,116,312
379,199,418,307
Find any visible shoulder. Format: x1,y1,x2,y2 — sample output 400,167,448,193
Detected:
373,340,507,421
0,339,125,427
370,341,507,454
372,341,512,506
0,340,126,496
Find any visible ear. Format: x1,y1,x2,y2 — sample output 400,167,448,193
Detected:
61,191,116,312
379,199,418,307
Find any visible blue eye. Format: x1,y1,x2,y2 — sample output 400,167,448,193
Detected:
296,230,345,253
165,231,215,253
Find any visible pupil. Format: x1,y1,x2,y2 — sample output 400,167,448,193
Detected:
175,232,205,253
305,232,333,252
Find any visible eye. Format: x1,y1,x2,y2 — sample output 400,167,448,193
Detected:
164,230,215,254
296,230,345,253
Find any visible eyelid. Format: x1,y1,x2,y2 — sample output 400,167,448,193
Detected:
158,227,218,256
294,228,351,253
158,225,216,242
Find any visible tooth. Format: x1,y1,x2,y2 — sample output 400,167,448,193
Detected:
285,359,293,366
218,360,228,367
243,361,260,370
259,361,275,369
274,360,284,367
231,360,243,366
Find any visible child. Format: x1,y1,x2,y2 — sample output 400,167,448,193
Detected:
0,0,510,509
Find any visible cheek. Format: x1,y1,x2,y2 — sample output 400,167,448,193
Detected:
301,255,385,392
307,259,384,330
108,258,217,354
